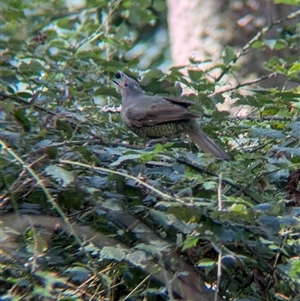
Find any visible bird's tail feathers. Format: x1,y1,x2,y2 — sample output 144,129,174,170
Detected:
185,127,230,160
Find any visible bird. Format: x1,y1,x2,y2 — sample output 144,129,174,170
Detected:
113,71,230,160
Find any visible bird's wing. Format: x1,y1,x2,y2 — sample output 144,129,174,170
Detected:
163,97,195,107
126,101,198,127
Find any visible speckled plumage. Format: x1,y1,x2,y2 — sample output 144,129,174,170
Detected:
129,121,184,139
113,71,230,160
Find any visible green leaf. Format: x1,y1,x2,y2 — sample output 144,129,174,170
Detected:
289,121,300,137
261,108,280,116
18,60,43,76
115,22,130,40
290,260,300,278
45,165,75,187
56,120,73,139
223,46,236,64
13,109,31,131
99,246,126,261
65,267,90,282
182,235,198,251
45,146,58,159
288,62,300,74
165,84,182,97
16,92,32,99
128,4,156,26
126,250,148,266
110,154,142,166
258,215,280,233
251,40,265,49
274,0,300,4
251,128,285,139
152,0,166,12
48,39,66,48
94,84,120,98
275,91,300,100
56,17,79,30
202,181,217,190
142,69,164,82
135,0,152,10
197,258,216,267
274,39,288,50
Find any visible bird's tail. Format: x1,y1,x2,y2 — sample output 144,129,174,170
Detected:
184,123,230,160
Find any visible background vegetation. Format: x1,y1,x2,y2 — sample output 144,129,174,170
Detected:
1,0,300,300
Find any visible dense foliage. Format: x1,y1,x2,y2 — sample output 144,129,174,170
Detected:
1,1,300,300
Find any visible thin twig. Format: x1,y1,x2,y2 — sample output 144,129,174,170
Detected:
0,141,83,247
228,115,290,121
123,275,151,300
216,9,300,82
59,159,186,205
176,157,261,203
215,250,222,301
218,172,223,211
0,91,102,139
210,72,277,96
76,0,122,49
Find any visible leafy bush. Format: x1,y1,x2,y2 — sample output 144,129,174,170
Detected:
1,1,300,300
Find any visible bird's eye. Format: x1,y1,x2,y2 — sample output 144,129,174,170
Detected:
115,72,121,79
124,83,128,87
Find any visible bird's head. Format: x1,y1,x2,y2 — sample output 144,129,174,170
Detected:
113,71,144,98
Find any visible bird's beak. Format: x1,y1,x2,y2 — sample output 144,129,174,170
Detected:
113,71,124,86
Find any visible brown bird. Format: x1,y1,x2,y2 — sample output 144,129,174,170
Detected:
113,71,230,160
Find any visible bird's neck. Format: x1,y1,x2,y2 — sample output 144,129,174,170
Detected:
122,91,144,105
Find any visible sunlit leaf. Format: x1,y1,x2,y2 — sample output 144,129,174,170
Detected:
182,235,198,251
45,165,75,187
197,258,215,267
